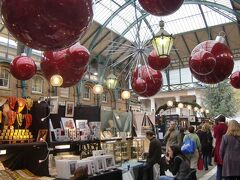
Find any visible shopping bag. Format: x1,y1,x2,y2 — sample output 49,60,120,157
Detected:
181,136,196,154
197,157,204,170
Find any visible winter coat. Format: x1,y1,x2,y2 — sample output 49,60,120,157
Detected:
214,123,228,165
220,135,240,177
197,130,213,155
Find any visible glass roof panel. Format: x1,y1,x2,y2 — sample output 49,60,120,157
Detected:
93,1,236,42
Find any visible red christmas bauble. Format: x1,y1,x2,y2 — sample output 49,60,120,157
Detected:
138,0,184,16
131,65,163,97
189,40,234,84
0,0,93,51
131,77,147,94
230,71,240,89
148,50,171,71
41,44,89,87
67,43,90,69
189,50,216,75
10,55,36,80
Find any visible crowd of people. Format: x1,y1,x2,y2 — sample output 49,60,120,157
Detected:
143,115,240,180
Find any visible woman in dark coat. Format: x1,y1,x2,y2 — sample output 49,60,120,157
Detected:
220,120,240,179
214,115,228,180
197,123,213,170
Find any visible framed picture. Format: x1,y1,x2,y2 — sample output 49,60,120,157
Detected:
65,101,74,117
189,115,196,123
76,120,88,130
37,129,48,142
48,96,59,114
61,117,76,130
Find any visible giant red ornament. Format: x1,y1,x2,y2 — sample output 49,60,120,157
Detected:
10,55,36,80
189,40,234,84
0,0,93,51
138,0,184,16
189,50,216,75
230,71,240,89
131,65,163,97
41,44,90,87
148,50,171,71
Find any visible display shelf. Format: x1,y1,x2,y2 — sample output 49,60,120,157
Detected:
0,142,46,150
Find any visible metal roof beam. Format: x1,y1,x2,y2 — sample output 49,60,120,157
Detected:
172,45,184,67
194,32,200,44
88,0,134,51
222,26,230,47
198,4,212,40
91,31,111,50
181,35,191,54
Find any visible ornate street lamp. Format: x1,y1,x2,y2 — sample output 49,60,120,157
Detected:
151,20,174,57
93,84,103,95
105,73,118,89
121,90,131,100
50,74,63,87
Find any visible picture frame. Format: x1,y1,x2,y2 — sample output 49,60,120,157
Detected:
189,115,196,123
65,101,74,117
75,120,88,130
61,117,76,130
48,96,59,114
37,129,48,142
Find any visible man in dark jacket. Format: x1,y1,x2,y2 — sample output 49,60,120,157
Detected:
146,130,162,165
137,131,162,180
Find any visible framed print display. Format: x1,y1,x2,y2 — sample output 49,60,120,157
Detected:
48,96,59,114
61,117,76,130
37,129,48,142
189,115,196,123
65,101,74,117
76,120,88,130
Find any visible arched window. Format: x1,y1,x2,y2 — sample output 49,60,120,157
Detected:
83,85,91,100
0,68,10,89
32,76,43,94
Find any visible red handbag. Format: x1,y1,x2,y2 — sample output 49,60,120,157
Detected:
197,157,204,170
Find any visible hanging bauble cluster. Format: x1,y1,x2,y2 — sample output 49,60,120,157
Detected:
10,54,36,80
41,43,90,87
148,50,171,71
131,65,163,97
189,35,234,84
230,71,240,89
138,0,184,16
0,0,93,51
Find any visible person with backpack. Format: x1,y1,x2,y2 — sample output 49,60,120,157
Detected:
220,120,240,180
197,123,213,170
182,126,201,169
159,145,195,180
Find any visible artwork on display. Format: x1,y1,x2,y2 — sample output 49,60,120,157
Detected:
49,96,59,114
65,101,74,117
61,117,76,130
189,115,196,123
37,129,48,142
76,120,88,130
89,122,101,140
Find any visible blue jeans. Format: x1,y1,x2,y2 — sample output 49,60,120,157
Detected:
159,176,175,180
203,154,208,170
216,165,222,180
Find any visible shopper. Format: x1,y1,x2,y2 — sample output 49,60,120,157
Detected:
220,120,240,180
197,123,213,170
137,130,162,180
213,114,228,180
159,145,193,180
178,127,185,147
164,121,179,150
183,126,201,169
